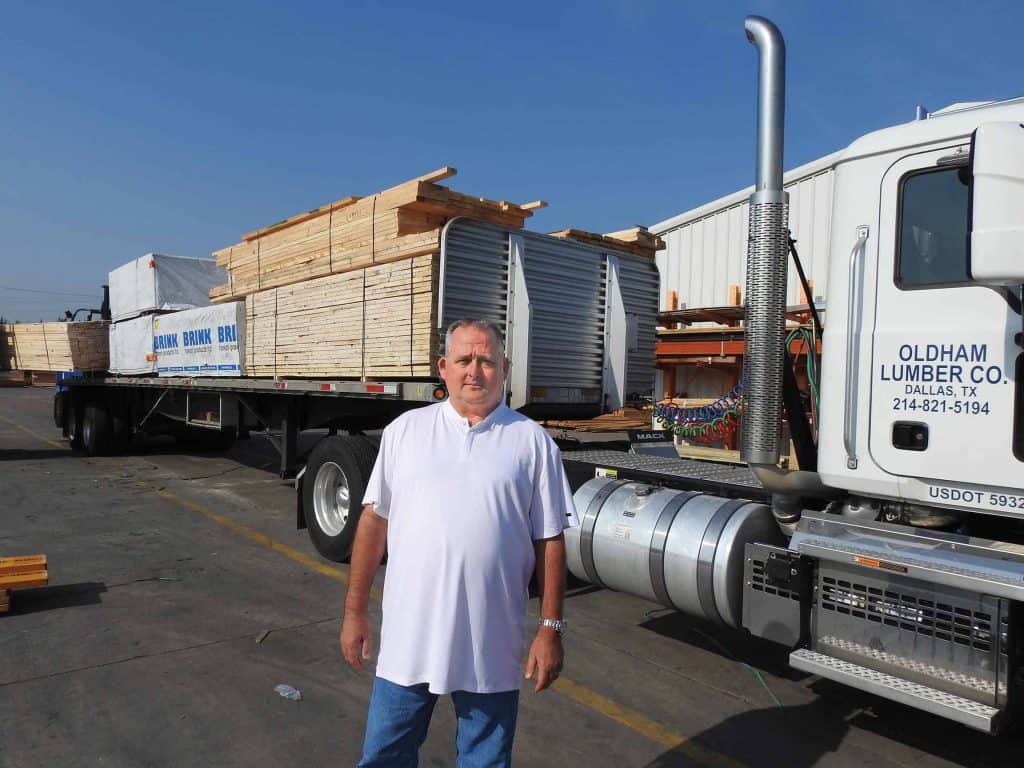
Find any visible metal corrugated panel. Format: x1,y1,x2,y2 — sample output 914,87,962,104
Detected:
617,256,660,398
653,162,835,313
520,232,606,389
438,220,510,337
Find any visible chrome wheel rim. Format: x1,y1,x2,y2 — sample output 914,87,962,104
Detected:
313,461,350,537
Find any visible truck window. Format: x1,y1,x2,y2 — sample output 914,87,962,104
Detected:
896,165,970,288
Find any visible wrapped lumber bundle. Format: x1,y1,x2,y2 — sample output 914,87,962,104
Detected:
0,322,109,372
110,253,225,322
245,255,437,378
210,167,544,300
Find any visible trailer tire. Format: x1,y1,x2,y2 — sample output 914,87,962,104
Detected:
303,435,378,562
81,403,111,457
54,392,67,430
66,399,84,451
109,405,132,454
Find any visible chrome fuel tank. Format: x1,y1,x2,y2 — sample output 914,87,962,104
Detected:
566,477,783,628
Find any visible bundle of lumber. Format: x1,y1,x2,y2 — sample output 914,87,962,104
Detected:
211,167,545,300
0,322,109,372
245,254,439,378
549,226,664,259
0,555,48,615
542,407,654,432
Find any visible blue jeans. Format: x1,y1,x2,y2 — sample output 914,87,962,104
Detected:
357,676,520,768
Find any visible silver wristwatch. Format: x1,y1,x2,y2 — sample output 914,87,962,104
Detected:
539,618,567,636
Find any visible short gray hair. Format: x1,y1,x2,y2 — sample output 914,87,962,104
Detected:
443,319,505,357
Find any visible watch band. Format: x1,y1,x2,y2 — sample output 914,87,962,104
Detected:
539,617,567,635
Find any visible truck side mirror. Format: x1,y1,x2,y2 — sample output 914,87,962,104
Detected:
970,121,1024,285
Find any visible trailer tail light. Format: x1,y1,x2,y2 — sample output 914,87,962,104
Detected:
364,384,386,393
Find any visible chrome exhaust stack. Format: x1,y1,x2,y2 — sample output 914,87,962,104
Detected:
741,16,830,520
741,15,789,468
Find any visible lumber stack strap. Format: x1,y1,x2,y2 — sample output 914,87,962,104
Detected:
548,227,664,259
245,254,440,378
0,555,49,614
0,322,110,372
212,167,545,300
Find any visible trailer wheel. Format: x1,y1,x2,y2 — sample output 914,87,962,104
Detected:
54,391,67,430
81,403,111,456
303,435,378,562
109,405,132,454
66,399,84,451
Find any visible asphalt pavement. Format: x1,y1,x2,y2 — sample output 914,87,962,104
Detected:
0,386,1018,767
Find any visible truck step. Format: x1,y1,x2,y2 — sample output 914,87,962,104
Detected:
789,648,1001,733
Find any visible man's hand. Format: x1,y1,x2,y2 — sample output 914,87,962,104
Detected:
524,627,563,692
340,611,373,671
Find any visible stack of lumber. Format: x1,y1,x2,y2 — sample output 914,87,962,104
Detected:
0,322,109,372
542,407,654,432
549,227,664,259
211,167,545,300
246,254,438,377
0,555,48,614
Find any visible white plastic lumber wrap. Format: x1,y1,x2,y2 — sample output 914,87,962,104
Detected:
151,303,245,376
109,315,156,375
108,254,226,322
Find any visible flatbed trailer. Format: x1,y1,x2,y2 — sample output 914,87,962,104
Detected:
56,372,770,563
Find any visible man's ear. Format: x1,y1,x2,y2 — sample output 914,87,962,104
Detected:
437,356,447,377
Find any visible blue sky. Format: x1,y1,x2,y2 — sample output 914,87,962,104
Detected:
2,0,1022,320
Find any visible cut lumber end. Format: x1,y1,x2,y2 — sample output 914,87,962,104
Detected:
521,200,548,211
414,166,457,184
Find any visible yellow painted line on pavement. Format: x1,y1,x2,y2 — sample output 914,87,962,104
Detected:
552,677,746,768
0,412,66,449
2,411,747,768
149,484,351,585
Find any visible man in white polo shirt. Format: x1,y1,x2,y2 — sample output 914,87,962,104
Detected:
340,318,578,767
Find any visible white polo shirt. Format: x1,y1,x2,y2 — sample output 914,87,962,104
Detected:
362,399,578,694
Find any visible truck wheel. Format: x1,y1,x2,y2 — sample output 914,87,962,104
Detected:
54,391,67,430
81,403,111,456
303,435,378,562
66,399,84,451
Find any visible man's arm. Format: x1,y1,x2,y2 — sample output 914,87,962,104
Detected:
524,533,567,692
339,505,388,671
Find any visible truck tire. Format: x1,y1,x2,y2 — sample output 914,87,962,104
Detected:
66,399,84,451
303,435,378,562
109,404,132,454
54,391,67,430
81,403,111,457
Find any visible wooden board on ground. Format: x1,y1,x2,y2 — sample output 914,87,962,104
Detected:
0,322,109,372
212,167,547,300
244,254,441,379
0,554,47,576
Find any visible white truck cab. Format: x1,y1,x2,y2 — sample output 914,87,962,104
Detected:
818,101,1024,518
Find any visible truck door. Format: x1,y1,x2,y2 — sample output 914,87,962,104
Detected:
868,144,1020,489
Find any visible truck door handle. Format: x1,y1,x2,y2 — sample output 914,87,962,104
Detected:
843,226,870,469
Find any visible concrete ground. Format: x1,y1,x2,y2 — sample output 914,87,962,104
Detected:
0,386,1019,768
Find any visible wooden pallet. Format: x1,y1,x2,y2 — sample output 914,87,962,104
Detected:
244,253,440,378
211,167,546,301
0,322,109,372
0,555,48,614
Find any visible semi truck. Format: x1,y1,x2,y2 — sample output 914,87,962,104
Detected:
55,15,1023,733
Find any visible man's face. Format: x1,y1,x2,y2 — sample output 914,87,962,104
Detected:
438,325,508,415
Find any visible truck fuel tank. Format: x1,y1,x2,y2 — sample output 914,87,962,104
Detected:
566,478,783,628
